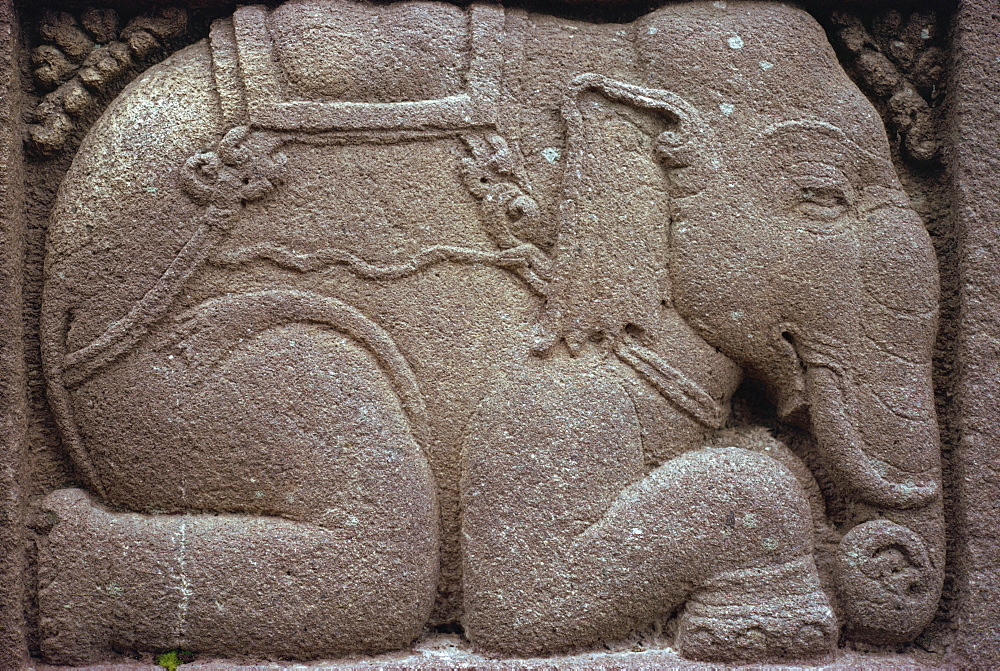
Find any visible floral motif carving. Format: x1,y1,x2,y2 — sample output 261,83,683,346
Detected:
828,10,946,164
27,7,189,154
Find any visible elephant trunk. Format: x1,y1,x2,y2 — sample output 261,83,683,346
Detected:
804,363,939,509
805,354,945,637
802,199,941,509
794,201,944,643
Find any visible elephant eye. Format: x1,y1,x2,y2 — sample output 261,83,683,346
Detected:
793,175,851,222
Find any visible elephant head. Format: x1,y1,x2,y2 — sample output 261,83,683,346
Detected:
527,15,944,639
668,119,941,512
663,107,944,642
528,66,940,514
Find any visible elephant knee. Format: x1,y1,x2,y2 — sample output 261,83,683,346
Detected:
663,447,816,569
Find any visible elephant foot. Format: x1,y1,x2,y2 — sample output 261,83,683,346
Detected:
676,556,836,663
38,488,120,665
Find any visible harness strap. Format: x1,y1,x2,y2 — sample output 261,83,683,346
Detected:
614,339,727,430
209,16,247,128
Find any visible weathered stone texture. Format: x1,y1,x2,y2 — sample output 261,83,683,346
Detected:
0,0,998,667
0,0,28,666
950,0,1000,665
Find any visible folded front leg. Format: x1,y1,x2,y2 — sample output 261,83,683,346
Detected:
461,353,835,662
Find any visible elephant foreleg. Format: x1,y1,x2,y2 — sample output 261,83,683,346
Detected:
460,354,835,661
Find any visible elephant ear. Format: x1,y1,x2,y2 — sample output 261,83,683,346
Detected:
534,74,718,353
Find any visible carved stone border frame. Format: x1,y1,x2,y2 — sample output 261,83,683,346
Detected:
0,0,29,665
0,0,997,667
947,0,1000,662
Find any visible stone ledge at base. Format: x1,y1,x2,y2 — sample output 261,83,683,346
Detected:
28,633,955,671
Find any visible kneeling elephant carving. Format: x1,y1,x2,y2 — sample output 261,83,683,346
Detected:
38,0,944,664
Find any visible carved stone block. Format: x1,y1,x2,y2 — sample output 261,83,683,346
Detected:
1,0,997,667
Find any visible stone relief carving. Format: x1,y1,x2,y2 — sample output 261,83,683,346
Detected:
828,9,945,165
27,6,189,154
35,0,945,664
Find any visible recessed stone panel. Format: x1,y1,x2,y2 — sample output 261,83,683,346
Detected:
1,0,996,667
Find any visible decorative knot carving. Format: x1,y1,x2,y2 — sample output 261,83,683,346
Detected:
180,127,287,221
461,133,553,251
